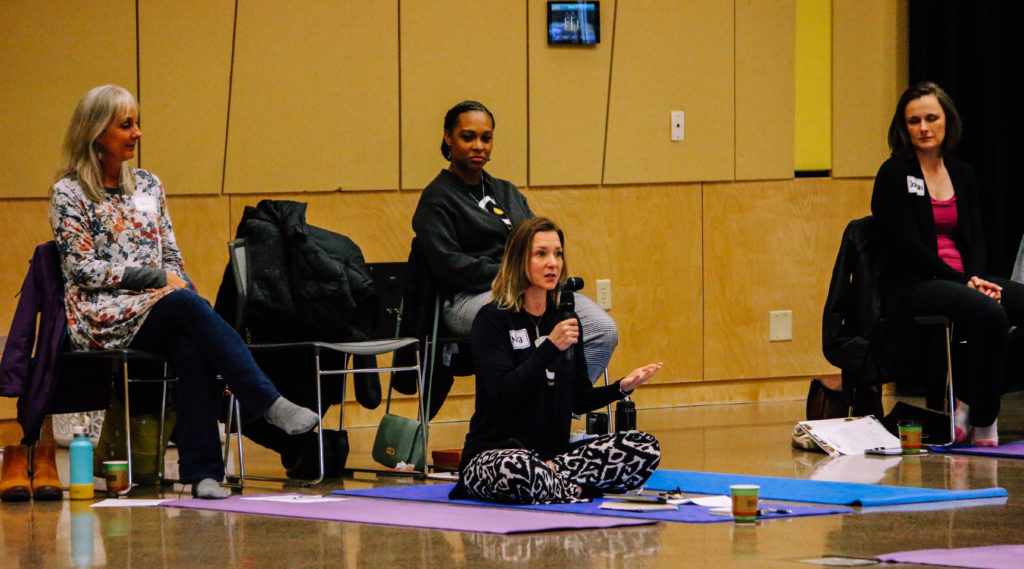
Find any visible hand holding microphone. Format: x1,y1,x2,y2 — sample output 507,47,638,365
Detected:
558,277,584,360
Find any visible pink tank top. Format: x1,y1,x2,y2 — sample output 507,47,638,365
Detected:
931,195,963,272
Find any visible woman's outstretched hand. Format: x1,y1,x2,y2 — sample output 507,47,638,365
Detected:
967,276,1002,302
620,362,663,392
549,318,580,351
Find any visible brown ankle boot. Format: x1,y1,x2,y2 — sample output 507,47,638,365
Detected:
30,445,64,501
1,445,32,502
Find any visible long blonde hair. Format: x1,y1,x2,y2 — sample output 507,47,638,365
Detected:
492,217,568,311
54,85,138,202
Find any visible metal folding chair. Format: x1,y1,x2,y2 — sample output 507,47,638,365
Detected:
223,239,426,485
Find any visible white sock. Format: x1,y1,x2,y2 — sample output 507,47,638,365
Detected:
192,478,231,499
972,419,998,446
264,397,318,435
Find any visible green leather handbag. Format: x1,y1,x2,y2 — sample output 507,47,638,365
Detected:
372,413,425,470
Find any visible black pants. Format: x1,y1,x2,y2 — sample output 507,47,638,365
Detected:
909,276,1024,426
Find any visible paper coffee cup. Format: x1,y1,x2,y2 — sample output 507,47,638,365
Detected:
104,460,130,492
898,420,922,454
730,484,759,523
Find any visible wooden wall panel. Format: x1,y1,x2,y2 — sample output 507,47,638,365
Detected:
139,0,235,195
225,1,399,193
400,1,528,189
832,0,909,178
527,0,614,186
0,200,56,335
603,0,733,184
165,196,233,301
0,2,137,198
526,184,704,383
736,0,795,180
702,178,872,381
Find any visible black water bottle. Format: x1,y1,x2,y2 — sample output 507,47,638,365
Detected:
586,412,609,435
615,396,636,432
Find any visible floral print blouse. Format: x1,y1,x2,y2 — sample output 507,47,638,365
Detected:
49,169,185,350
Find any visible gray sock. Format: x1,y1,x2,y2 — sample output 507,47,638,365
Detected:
264,397,318,435
192,478,231,499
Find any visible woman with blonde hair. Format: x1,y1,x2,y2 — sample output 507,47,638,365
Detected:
450,217,662,504
48,85,317,497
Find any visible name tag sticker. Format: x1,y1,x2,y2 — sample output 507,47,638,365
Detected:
133,194,158,213
509,329,530,350
906,176,925,196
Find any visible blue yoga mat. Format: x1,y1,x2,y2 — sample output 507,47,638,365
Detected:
929,440,1024,459
332,483,851,523
642,470,1007,507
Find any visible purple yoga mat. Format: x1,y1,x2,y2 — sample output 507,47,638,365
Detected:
332,483,852,523
877,544,1024,569
930,440,1024,459
160,495,654,535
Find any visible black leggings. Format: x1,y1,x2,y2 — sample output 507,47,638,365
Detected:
910,276,1024,426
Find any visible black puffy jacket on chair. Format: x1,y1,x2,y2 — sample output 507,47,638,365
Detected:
214,199,381,410
822,216,930,412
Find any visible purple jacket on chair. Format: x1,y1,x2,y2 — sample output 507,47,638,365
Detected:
0,242,70,444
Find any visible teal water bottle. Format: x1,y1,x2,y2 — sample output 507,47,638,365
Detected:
70,425,95,500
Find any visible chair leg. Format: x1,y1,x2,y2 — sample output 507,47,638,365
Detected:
121,357,134,495
942,321,956,446
308,351,325,486
604,368,613,433
416,349,429,473
222,391,246,488
156,376,169,485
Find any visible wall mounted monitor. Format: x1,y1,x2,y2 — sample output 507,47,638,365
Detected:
547,2,599,45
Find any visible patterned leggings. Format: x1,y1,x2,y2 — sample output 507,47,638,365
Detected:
461,431,661,504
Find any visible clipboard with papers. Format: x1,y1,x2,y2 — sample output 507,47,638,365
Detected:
795,416,903,457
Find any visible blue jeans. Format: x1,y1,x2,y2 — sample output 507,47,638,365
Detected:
129,289,281,483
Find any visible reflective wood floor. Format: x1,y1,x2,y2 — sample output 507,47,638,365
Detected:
2,392,1023,568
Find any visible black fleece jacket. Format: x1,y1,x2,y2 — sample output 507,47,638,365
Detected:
411,169,533,297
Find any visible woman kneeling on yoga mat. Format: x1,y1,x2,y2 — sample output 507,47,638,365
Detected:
449,217,662,504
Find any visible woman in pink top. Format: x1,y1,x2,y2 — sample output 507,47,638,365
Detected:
870,82,1024,446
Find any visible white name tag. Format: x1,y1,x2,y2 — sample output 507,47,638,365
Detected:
509,329,530,350
906,176,925,196
545,369,555,381
133,194,158,213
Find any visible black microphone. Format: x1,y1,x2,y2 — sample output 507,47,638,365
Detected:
558,277,584,361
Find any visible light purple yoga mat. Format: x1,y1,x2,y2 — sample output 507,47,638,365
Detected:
877,544,1024,569
930,440,1024,459
160,494,654,535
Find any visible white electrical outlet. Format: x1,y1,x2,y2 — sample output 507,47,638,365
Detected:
769,310,792,342
596,279,612,310
671,110,684,141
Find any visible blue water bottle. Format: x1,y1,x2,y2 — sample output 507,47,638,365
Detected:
70,425,95,500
